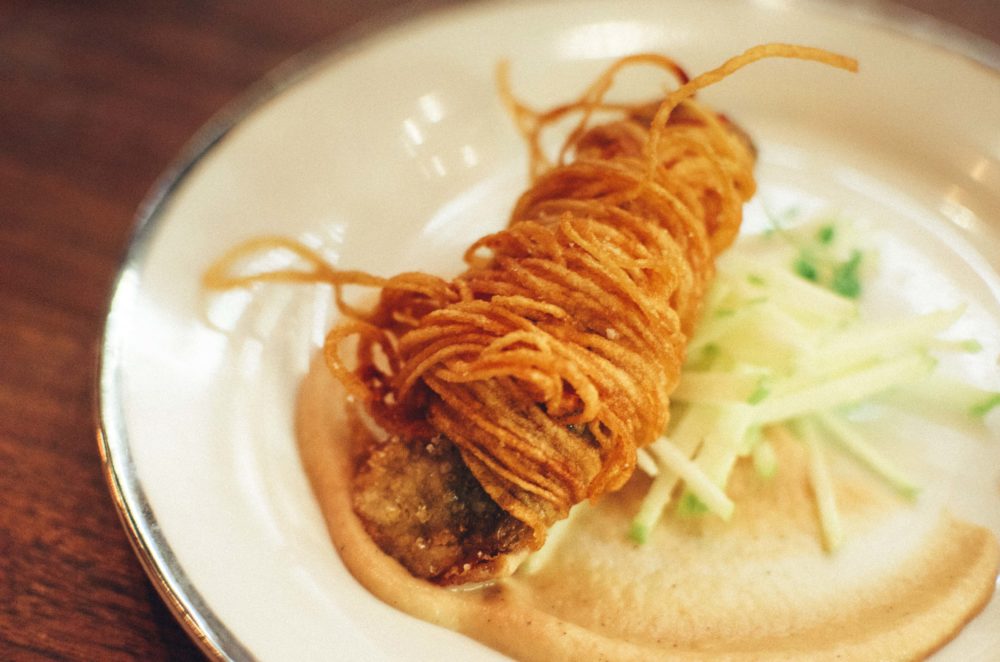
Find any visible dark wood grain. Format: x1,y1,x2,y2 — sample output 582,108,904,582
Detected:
0,1,996,660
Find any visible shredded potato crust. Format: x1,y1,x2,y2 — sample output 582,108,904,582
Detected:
205,44,857,545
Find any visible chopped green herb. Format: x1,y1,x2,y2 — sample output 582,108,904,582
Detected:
747,379,770,404
959,339,983,353
628,521,649,544
831,250,863,299
794,255,819,282
817,224,836,245
699,343,720,364
971,393,1000,418
677,492,709,516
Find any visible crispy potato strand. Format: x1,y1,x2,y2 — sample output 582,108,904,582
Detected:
205,45,857,545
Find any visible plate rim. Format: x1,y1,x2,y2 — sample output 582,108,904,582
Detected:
94,1,1000,660
94,1,460,658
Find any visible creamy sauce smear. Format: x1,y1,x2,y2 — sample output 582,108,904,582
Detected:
297,357,998,662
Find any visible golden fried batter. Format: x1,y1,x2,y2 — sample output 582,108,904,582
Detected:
352,433,531,584
207,45,858,585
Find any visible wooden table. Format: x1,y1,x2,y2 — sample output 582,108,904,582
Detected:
1,1,996,660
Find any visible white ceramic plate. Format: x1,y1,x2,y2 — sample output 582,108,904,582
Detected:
98,1,1000,659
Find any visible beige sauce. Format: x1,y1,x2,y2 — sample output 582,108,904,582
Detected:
296,358,998,661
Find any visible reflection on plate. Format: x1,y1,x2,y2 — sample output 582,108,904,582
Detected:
98,1,1000,660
